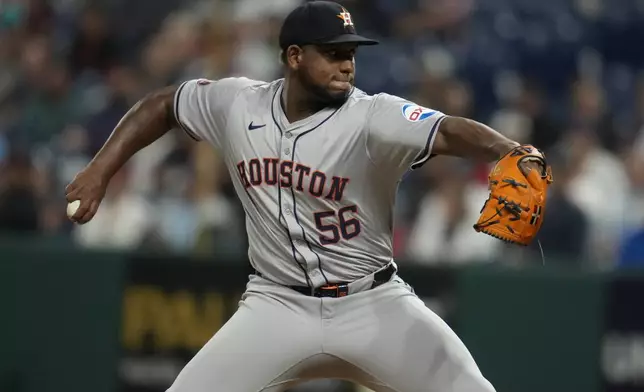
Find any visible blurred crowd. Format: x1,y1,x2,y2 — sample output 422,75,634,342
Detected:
1,0,644,269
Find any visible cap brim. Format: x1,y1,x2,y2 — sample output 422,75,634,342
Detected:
314,34,379,46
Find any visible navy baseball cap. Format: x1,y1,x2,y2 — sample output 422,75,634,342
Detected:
279,1,379,50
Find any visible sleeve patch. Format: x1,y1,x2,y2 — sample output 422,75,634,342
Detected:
401,104,437,122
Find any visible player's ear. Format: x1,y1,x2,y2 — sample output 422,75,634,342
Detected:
286,45,303,69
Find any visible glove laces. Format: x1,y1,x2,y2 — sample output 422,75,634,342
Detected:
475,177,547,266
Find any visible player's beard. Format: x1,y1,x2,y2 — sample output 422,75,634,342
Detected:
297,69,351,108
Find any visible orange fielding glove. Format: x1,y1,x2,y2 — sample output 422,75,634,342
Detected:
474,145,554,245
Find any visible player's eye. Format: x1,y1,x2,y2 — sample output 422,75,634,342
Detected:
330,50,354,61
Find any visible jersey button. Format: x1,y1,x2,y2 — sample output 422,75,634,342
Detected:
285,208,292,215
285,132,292,138
284,148,291,155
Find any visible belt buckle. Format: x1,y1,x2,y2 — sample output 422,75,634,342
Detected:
316,284,349,298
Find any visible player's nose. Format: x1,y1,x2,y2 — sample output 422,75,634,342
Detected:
338,58,354,74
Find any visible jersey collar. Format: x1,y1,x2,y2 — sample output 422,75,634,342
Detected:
271,79,352,133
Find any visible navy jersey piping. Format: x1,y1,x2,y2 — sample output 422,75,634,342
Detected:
410,115,445,170
270,84,313,287
279,172,313,287
271,81,347,286
174,81,201,141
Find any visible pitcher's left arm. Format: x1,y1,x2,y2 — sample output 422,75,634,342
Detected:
432,116,520,162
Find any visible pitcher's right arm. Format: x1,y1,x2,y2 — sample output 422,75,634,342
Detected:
65,77,262,224
65,85,179,224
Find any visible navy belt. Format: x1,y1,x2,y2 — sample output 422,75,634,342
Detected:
254,263,396,298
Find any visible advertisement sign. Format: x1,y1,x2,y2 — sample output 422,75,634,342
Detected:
602,274,644,392
118,257,249,392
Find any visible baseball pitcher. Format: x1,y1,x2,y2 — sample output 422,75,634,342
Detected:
66,2,552,391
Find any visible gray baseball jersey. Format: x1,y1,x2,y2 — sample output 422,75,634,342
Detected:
169,77,496,392
174,77,446,288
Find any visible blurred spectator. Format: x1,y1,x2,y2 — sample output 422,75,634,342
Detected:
525,151,589,264
19,33,53,84
138,11,211,90
405,157,501,264
0,28,25,127
197,14,237,79
560,128,630,267
54,124,92,192
618,229,644,268
191,168,248,258
145,141,200,253
0,134,7,161
490,76,563,152
229,0,299,80
84,64,144,155
22,0,54,37
520,80,563,153
68,5,118,77
72,167,153,250
488,73,534,145
617,131,644,267
0,148,40,233
17,59,88,147
623,133,644,231
569,77,621,152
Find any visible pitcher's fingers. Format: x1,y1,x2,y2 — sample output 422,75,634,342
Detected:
71,199,91,223
65,191,77,203
65,182,77,195
78,200,99,224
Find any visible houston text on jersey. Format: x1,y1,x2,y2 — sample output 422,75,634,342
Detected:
236,158,350,202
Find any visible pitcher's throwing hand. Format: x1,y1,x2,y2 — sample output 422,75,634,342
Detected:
65,165,108,224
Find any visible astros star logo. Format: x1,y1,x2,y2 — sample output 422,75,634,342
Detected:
337,8,354,27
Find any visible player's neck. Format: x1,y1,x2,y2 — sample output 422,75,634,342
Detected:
281,79,328,123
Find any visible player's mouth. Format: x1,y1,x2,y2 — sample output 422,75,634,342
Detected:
329,79,353,91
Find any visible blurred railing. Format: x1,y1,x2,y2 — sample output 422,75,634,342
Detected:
1,236,643,392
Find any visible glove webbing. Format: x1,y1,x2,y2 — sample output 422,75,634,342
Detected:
474,178,527,234
475,177,547,266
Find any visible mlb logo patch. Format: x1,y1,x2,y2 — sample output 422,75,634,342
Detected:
401,104,436,122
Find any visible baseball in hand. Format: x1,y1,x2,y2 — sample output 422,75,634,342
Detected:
67,200,81,218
